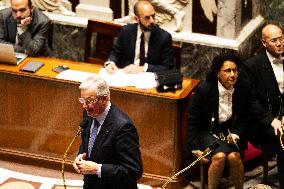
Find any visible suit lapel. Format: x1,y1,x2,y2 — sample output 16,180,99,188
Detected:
260,53,280,94
207,82,219,127
91,120,112,158
8,16,17,42
84,116,93,154
147,28,158,62
90,107,114,158
212,83,219,124
29,10,38,34
129,24,138,63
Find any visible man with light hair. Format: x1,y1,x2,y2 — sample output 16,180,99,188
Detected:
73,75,143,189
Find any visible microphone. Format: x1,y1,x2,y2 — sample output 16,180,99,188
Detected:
161,141,219,188
61,119,89,189
280,117,284,151
79,118,89,129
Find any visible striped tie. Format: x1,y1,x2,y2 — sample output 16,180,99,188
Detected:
88,118,99,157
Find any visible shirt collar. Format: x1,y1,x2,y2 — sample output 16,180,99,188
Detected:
218,80,234,95
94,102,111,125
266,50,283,64
137,25,151,39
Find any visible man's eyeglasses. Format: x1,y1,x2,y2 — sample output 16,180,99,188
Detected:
78,97,98,105
221,68,238,74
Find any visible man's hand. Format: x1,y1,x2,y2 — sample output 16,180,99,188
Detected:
73,153,86,173
73,153,99,174
18,16,32,27
271,118,283,136
123,64,144,74
227,133,239,144
105,63,118,74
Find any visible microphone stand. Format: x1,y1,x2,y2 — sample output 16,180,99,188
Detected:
161,150,213,189
62,126,82,189
280,117,284,151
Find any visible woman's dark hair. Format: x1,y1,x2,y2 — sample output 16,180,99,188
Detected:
206,53,242,82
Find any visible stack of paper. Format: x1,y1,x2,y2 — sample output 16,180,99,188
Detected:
55,70,95,82
55,69,158,89
98,68,157,89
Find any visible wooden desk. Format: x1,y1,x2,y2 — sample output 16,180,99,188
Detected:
0,57,199,187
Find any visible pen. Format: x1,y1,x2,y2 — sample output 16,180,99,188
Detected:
228,129,240,150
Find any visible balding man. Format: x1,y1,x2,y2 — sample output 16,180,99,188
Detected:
105,0,174,74
243,24,284,188
0,0,51,56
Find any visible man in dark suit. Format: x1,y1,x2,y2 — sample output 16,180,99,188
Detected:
73,75,143,189
0,0,51,56
243,24,284,188
105,0,173,74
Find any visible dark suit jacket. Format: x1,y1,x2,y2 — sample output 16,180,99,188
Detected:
186,78,253,152
0,7,51,56
108,23,173,72
242,50,280,126
79,104,143,189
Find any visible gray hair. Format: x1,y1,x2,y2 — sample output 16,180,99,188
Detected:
79,75,110,98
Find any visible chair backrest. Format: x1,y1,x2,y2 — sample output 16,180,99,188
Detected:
172,42,182,70
85,19,122,65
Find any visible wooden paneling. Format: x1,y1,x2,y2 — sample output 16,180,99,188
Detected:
0,57,199,188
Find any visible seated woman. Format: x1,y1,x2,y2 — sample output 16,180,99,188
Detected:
185,53,251,189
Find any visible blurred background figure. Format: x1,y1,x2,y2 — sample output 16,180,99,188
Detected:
32,0,75,16
0,0,51,56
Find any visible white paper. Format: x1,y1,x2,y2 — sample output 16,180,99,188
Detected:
55,69,158,89
98,68,157,89
55,69,95,82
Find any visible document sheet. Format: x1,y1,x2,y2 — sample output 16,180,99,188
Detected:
55,68,157,89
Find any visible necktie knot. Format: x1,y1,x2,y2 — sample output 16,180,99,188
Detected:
93,118,100,128
273,57,283,64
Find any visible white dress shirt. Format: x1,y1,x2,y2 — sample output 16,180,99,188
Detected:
104,26,150,72
218,81,234,124
266,51,284,93
133,26,150,71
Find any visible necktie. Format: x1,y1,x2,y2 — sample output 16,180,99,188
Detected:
273,58,282,64
139,33,145,66
88,118,99,157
